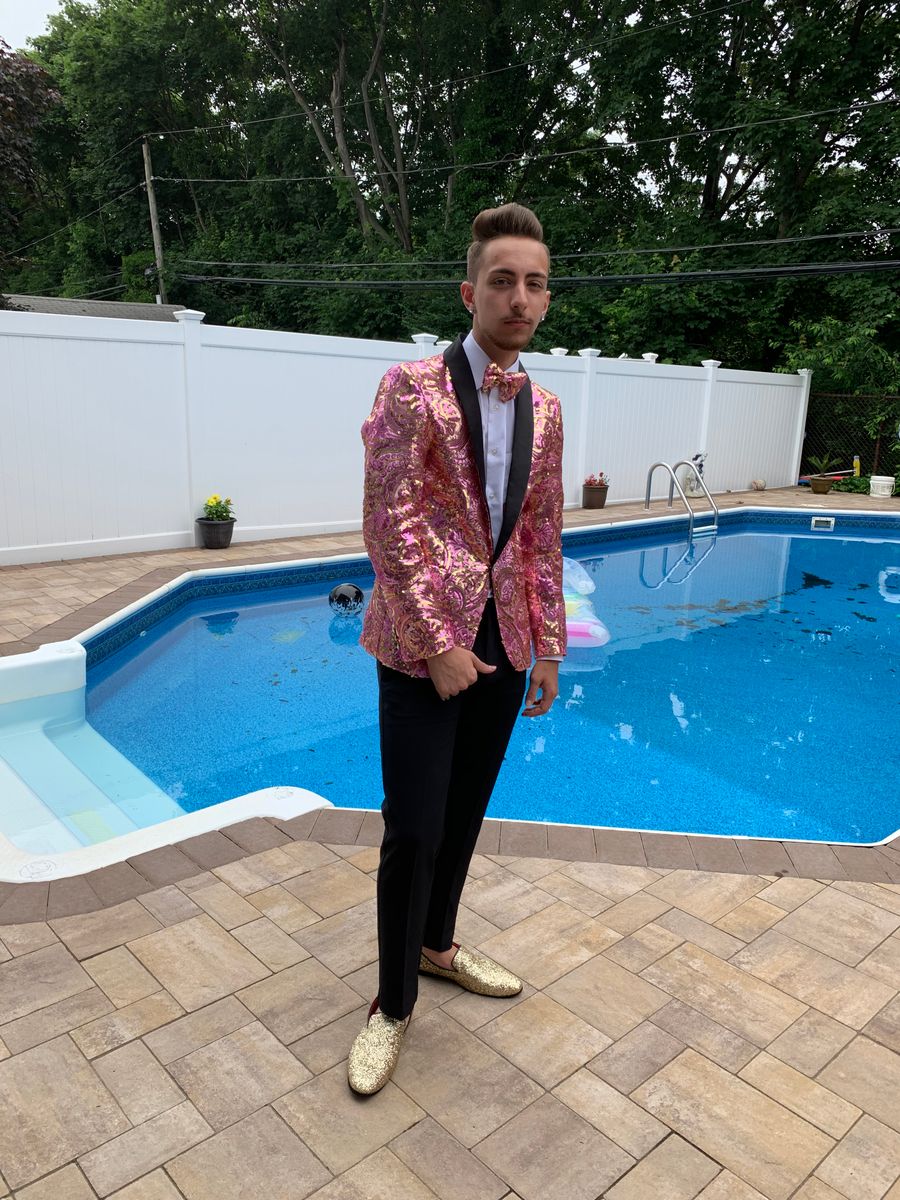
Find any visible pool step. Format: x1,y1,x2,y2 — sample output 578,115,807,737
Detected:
49,720,186,834
0,703,184,851
1,726,145,848
0,757,83,853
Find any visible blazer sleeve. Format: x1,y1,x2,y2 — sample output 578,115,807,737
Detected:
361,364,457,661
521,393,567,659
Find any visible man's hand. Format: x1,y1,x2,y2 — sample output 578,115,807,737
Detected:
523,660,559,717
426,647,496,700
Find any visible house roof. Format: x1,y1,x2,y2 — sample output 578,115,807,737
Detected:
3,294,189,322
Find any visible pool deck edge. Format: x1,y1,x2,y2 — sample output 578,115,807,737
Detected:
0,810,898,924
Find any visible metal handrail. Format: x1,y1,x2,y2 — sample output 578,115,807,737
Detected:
671,460,719,530
644,461,697,539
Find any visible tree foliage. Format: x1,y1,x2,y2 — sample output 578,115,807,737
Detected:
5,0,898,378
0,37,60,299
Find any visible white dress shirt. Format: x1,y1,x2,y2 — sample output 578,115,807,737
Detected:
461,332,562,663
463,331,517,548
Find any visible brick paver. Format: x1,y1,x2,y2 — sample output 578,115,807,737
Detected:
0,835,897,1197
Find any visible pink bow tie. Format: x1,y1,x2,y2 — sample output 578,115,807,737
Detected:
481,362,527,403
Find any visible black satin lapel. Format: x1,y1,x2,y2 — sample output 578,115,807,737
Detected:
443,336,485,489
495,378,534,561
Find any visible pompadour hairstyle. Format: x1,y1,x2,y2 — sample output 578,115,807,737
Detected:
466,203,548,281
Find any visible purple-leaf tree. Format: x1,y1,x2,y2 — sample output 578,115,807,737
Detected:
0,38,60,301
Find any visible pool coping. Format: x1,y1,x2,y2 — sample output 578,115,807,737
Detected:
1,494,899,915
0,809,898,925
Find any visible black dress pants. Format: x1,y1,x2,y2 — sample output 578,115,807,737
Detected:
376,598,527,1019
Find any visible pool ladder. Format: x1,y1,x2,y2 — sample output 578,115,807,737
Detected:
640,461,719,588
644,460,719,540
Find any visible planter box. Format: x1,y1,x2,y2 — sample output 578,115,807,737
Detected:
582,485,609,509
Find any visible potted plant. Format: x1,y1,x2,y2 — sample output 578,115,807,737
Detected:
582,472,610,508
196,493,236,548
806,454,840,495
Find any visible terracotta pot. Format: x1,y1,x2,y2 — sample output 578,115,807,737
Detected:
196,517,236,548
582,485,609,509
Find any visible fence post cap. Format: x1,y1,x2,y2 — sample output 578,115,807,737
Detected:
174,309,206,322
549,347,569,356
577,347,601,357
701,358,722,369
641,352,659,362
411,332,439,346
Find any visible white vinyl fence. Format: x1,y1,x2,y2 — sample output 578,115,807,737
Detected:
0,308,812,565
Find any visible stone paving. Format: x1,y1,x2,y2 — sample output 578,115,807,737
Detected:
1,814,899,1199
0,489,899,1197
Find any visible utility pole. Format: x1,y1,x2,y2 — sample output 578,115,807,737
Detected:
141,136,168,304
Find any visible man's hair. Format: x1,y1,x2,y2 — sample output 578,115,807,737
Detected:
466,203,548,281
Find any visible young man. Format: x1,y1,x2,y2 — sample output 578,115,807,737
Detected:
349,203,566,1094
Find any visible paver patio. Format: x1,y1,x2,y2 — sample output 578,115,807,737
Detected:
0,489,899,1197
1,820,899,1198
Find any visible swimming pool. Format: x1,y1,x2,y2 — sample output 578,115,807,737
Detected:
2,508,899,873
82,509,900,845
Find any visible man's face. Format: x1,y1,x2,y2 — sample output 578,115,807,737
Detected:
460,236,550,366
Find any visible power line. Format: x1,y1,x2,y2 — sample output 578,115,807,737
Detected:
556,261,900,285
12,102,895,269
144,0,751,140
80,283,129,299
179,226,900,271
88,136,145,175
9,184,144,256
177,259,900,290
21,271,124,298
153,98,897,187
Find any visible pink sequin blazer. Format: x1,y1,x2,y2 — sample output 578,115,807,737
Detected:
361,336,566,677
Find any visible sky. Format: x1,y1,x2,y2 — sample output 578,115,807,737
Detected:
0,0,62,51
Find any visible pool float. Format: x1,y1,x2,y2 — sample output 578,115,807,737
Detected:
562,558,610,648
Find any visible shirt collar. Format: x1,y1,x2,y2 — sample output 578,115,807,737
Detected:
463,330,520,390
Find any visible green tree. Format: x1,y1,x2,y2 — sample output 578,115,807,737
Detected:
7,0,898,367
0,37,60,300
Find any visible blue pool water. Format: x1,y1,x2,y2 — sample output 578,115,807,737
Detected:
84,515,900,843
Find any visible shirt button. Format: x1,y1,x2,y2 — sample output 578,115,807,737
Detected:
490,448,499,457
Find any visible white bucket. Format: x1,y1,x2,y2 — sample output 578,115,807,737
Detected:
869,475,895,497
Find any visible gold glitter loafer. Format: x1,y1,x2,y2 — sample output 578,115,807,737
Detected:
347,998,410,1096
418,943,523,997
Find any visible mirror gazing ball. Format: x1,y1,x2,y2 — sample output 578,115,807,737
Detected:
328,583,364,615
